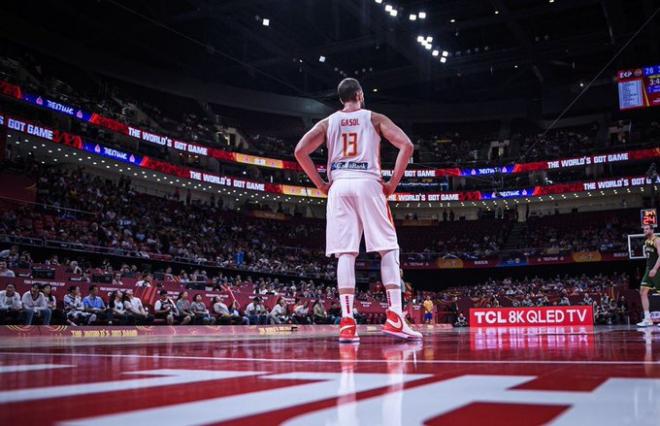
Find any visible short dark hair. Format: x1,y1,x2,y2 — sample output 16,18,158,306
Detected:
160,289,168,296
337,78,362,103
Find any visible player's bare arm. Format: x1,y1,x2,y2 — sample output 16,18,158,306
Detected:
294,118,330,194
372,112,414,196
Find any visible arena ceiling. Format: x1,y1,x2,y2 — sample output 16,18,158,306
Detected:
1,0,658,105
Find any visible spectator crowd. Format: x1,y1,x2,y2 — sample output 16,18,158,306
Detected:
0,162,644,277
0,243,635,327
3,43,659,173
1,165,335,279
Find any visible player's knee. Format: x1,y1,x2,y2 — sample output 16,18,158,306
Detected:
337,253,357,272
378,249,397,258
337,252,357,263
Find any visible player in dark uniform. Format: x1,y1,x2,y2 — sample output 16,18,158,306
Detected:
400,269,414,321
637,223,660,327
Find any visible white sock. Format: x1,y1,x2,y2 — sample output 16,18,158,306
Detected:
341,294,355,318
644,311,651,320
337,253,356,318
386,288,402,314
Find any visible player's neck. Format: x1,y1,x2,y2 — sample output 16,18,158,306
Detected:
342,102,362,112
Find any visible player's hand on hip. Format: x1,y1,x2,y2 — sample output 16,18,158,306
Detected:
650,268,657,278
381,181,396,196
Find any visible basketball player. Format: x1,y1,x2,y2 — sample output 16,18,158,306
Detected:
637,223,660,327
294,78,422,342
401,268,415,320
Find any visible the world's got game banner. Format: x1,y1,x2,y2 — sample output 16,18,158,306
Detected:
469,306,594,327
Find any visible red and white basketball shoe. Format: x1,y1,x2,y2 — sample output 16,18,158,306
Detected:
339,317,360,343
382,309,423,340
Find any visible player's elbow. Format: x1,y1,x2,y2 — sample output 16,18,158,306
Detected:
401,138,414,156
294,142,306,161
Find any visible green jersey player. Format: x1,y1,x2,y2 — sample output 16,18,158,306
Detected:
637,223,660,327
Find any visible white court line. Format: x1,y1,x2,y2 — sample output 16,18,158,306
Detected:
0,364,73,373
0,351,658,365
0,369,258,404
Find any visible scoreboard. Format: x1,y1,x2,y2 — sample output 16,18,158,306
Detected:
641,208,657,228
616,64,660,110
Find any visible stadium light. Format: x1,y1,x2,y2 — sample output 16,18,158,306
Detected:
390,9,398,17
385,4,392,12
409,14,417,21
450,18,455,23
319,56,326,63
375,0,382,3
417,35,424,42
440,57,447,63
424,44,432,50
262,18,270,26
494,10,499,15
426,36,433,43
442,50,449,57
432,50,439,56
418,11,426,19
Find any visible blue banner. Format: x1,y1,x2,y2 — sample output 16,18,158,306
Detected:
461,165,515,177
481,188,535,200
499,258,529,267
83,142,143,165
22,93,92,121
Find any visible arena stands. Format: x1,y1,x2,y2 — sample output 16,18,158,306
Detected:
0,41,656,333
515,209,639,256
399,218,510,262
2,41,659,172
0,245,635,327
2,84,657,198
0,163,334,279
0,160,646,271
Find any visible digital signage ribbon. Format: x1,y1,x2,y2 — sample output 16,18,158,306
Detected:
5,112,660,202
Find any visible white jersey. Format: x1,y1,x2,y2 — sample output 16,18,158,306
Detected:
326,109,381,182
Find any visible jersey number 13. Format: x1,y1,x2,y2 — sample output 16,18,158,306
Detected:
341,132,358,157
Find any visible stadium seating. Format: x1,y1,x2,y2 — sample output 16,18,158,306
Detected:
3,43,658,170
0,162,644,272
0,44,653,330
0,262,632,326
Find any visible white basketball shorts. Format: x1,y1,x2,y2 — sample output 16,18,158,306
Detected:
325,178,399,257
